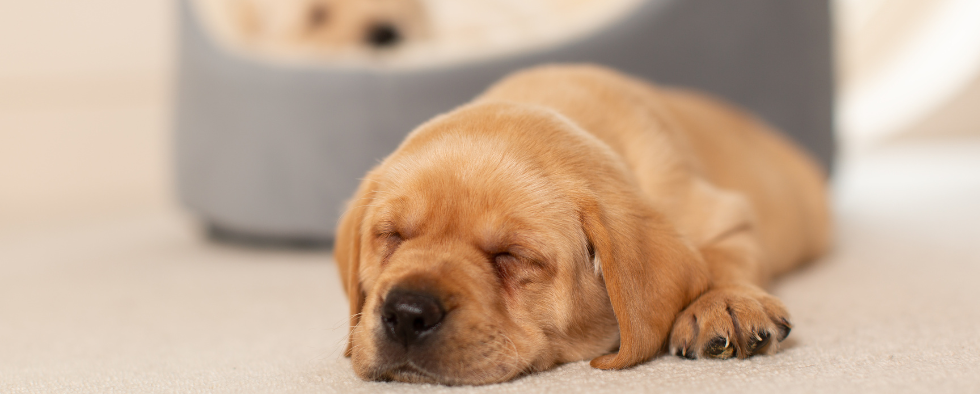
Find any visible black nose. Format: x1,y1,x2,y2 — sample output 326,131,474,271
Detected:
382,289,445,347
366,23,401,47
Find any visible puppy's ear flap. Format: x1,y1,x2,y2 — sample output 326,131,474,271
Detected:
334,172,378,358
583,199,710,369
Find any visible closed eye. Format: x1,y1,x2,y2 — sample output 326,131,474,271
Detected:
490,252,523,283
493,252,517,266
487,245,551,289
378,232,403,262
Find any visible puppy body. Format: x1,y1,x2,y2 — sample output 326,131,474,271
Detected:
478,66,831,280
335,65,830,384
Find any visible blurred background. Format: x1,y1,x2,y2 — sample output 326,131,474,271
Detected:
2,1,979,392
0,1,173,234
1,0,978,234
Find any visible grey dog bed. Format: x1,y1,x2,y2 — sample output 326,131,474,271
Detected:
174,0,834,244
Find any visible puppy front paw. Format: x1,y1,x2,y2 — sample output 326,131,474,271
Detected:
668,285,792,360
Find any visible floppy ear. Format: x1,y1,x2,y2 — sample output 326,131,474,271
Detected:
583,197,710,369
334,172,378,357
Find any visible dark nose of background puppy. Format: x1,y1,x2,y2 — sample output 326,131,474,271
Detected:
366,23,401,47
382,289,445,347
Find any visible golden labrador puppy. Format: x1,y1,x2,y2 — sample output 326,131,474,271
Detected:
229,0,429,50
335,64,830,385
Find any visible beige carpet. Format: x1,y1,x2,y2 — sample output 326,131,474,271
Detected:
2,138,979,393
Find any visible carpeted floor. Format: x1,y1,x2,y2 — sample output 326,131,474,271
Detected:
2,138,979,393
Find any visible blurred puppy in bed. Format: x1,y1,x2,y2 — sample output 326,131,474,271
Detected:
220,0,429,51
335,65,831,385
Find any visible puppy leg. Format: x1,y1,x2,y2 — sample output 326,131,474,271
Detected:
668,231,792,359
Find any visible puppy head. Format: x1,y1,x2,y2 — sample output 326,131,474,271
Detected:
241,0,429,50
335,103,708,384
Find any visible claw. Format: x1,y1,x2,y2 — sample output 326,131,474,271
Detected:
747,331,772,355
776,318,792,341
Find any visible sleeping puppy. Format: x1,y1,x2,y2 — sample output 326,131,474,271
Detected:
226,0,429,50
334,64,831,385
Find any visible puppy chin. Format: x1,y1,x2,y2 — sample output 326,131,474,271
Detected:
353,342,525,385
351,327,528,385
357,358,515,386
379,364,441,384
378,363,523,386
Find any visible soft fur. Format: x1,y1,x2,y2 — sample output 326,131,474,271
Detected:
334,64,831,385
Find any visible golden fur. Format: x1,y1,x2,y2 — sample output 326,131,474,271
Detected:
334,64,831,385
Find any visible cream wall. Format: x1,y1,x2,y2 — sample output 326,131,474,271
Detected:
2,0,979,233
0,0,173,79
0,0,175,232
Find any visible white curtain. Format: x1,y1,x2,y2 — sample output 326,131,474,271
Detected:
835,0,980,153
